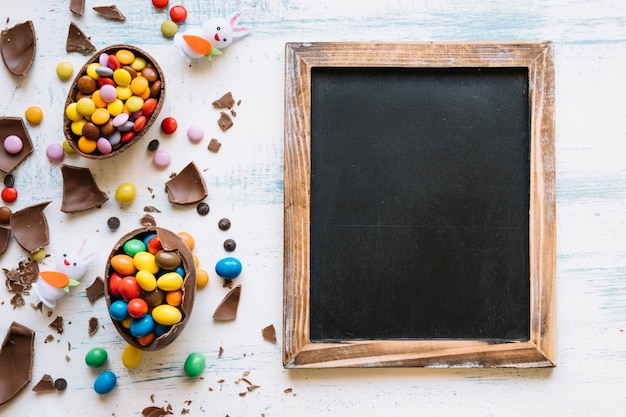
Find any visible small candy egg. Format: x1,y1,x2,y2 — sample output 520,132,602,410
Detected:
77,75,98,94
116,85,133,100
137,332,156,346
184,352,205,378
56,61,74,79
96,137,113,154
152,304,182,326
130,314,155,337
146,235,162,254
91,90,107,108
29,247,47,261
136,269,157,291
155,323,170,337
133,115,147,132
99,52,110,67
115,182,137,204
108,272,124,297
127,297,149,318
118,120,134,132
118,276,143,299
161,20,178,38
121,317,132,329
110,254,137,275
91,108,111,125
25,106,43,124
215,257,243,279
130,76,149,95
122,344,143,369
0,206,11,223
85,347,108,368
143,233,157,247
142,66,158,82
133,251,159,274
123,238,147,256
187,124,204,143
121,131,136,144
125,95,144,113
71,119,87,135
177,231,195,251
108,131,122,147
144,288,165,307
112,112,129,127
196,268,209,288
107,54,121,70
165,289,183,307
155,250,181,270
4,135,23,154
156,271,183,292
109,299,129,321
93,371,116,395
152,149,171,168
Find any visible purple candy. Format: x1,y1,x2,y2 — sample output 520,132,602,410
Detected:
46,143,64,162
4,134,23,154
100,84,118,103
187,124,204,143
112,113,129,127
97,137,113,154
152,149,171,168
99,53,109,67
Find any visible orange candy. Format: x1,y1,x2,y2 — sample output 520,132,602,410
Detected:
165,289,183,306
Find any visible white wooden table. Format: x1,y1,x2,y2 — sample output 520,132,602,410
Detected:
1,0,625,416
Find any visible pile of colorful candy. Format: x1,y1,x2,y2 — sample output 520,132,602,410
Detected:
63,45,164,159
105,228,196,350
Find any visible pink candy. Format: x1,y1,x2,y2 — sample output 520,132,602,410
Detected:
187,124,204,143
152,149,171,168
4,135,23,154
46,143,64,162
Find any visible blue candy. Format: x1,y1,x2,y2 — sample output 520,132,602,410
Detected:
109,300,129,321
94,371,116,395
215,257,242,279
130,314,155,337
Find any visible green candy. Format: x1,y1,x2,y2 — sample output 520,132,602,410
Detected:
184,352,205,378
85,347,108,368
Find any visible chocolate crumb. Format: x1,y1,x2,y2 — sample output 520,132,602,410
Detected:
217,112,233,131
237,99,242,106
238,391,247,397
54,378,67,391
212,92,235,109
141,406,173,417
44,335,54,343
88,317,99,336
141,214,157,227
32,374,55,392
284,388,293,394
262,324,277,343
49,316,64,334
218,346,224,358
230,109,237,117
65,355,70,361
107,216,120,230
86,277,105,303
207,138,221,153
144,206,162,213
31,301,43,312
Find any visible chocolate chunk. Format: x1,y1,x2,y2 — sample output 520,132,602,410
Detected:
142,406,173,417
49,316,64,334
212,92,235,109
0,21,36,77
165,162,208,205
144,206,161,213
213,285,242,321
54,378,67,391
0,322,35,405
223,239,236,252
70,0,85,15
88,316,99,335
3,259,38,301
10,202,50,254
31,374,55,392
196,202,209,216
217,112,233,131
107,216,120,230
66,22,95,55
60,165,108,213
0,117,34,173
207,138,221,153
262,324,277,343
93,5,126,20
0,226,9,258
86,277,105,303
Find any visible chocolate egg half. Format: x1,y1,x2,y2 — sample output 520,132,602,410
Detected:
104,227,195,351
63,44,165,159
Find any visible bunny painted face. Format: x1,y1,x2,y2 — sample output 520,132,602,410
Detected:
202,12,251,49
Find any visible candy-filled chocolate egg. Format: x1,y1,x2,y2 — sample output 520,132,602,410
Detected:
63,45,165,159
104,227,195,350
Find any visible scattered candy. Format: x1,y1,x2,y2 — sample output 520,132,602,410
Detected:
177,231,195,251
93,370,116,395
1,186,18,203
218,218,231,230
147,139,160,151
223,239,237,252
160,117,177,134
169,5,187,23
45,143,65,162
85,347,108,368
3,174,14,187
152,149,171,168
29,247,47,261
196,268,209,288
196,202,209,215
187,124,204,143
4,134,23,154
184,352,205,378
215,257,242,279
56,61,74,79
122,344,143,369
107,216,120,230
115,182,137,204
152,0,169,8
24,106,43,124
161,20,178,38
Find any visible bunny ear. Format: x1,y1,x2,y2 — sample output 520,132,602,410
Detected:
76,238,88,256
229,11,243,27
232,26,251,38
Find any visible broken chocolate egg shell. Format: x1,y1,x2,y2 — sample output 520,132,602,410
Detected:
63,44,165,159
104,227,195,351
0,117,34,174
1,21,36,77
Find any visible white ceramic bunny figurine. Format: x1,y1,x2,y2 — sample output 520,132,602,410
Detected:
174,11,251,62
32,239,98,309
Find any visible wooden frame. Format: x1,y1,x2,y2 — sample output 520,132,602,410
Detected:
283,42,556,368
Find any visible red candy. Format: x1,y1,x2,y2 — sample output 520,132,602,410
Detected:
108,272,124,298
98,77,116,88
1,187,17,203
118,276,143,299
133,116,147,132
121,131,136,143
127,297,149,318
152,0,168,8
142,98,157,116
169,5,187,23
160,117,177,134
147,236,162,254
107,55,121,70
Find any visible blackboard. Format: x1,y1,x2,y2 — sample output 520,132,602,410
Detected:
284,42,556,368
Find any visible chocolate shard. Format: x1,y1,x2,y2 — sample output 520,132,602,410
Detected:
212,92,235,109
60,165,108,213
70,0,85,15
165,162,208,205
0,21,36,77
32,374,55,392
0,225,10,259
142,406,174,417
66,22,96,55
0,117,34,174
0,322,35,405
86,277,105,303
217,112,233,131
10,202,50,254
88,317,99,336
93,5,126,21
213,285,242,321
262,324,277,343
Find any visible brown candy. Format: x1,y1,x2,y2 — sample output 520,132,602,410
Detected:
77,75,97,94
155,250,181,270
82,122,100,140
141,66,158,82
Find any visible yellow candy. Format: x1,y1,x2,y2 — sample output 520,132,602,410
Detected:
56,61,74,79
178,232,195,251
121,317,133,329
125,96,144,113
62,140,75,154
25,106,43,124
116,85,132,100
140,87,151,100
113,68,132,86
130,76,149,95
152,304,182,326
196,268,209,288
116,49,135,65
133,252,159,274
107,99,124,116
122,344,143,369
86,62,100,79
71,119,87,135
91,90,107,108
91,108,110,125
29,247,47,261
77,136,97,153
156,272,183,291
130,56,147,71
193,255,199,268
76,97,96,116
65,102,82,122
136,270,157,291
